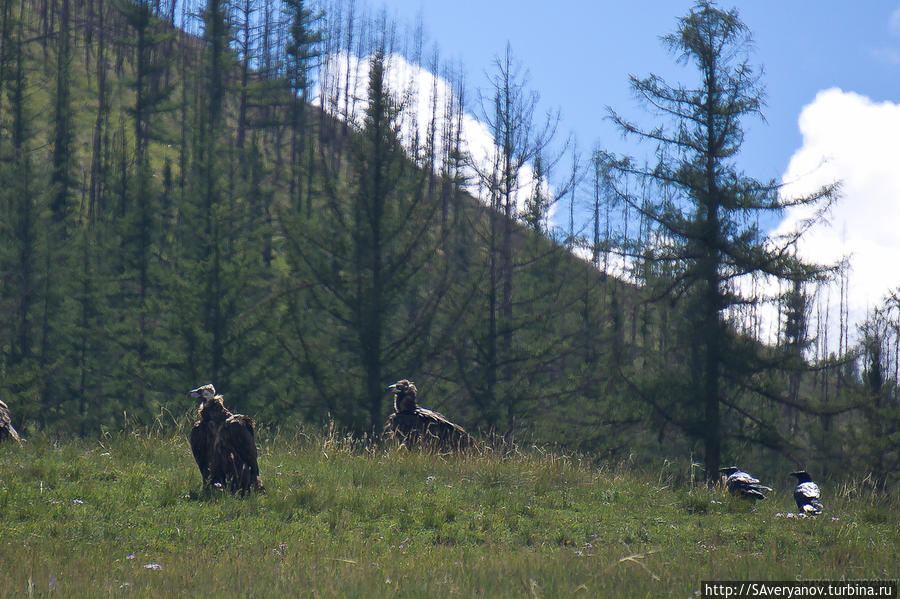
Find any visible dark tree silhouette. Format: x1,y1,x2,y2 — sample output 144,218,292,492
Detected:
608,1,838,480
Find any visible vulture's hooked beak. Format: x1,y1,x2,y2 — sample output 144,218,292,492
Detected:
188,385,212,410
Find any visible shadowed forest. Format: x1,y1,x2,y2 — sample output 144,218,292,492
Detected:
0,0,898,485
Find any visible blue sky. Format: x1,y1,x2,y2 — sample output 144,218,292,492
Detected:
378,1,900,180
367,0,900,349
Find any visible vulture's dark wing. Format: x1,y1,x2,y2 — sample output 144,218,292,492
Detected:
384,411,418,436
224,416,258,470
384,407,472,451
414,407,466,433
224,414,261,492
0,400,21,442
189,421,210,482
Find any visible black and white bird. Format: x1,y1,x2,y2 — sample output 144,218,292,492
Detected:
719,466,773,500
790,471,823,515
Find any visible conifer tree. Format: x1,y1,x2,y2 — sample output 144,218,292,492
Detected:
283,0,323,215
192,0,233,385
1,3,43,410
463,44,564,430
281,50,450,430
609,1,838,479
50,0,74,225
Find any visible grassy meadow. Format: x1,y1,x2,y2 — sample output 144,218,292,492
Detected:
1,426,897,598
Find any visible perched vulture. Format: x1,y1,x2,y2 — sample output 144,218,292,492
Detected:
0,399,21,443
719,466,772,500
383,379,472,451
188,384,264,495
791,470,823,515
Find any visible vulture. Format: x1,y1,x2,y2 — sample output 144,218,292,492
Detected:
0,399,21,443
383,380,473,451
719,466,772,500
188,384,264,495
791,470,823,515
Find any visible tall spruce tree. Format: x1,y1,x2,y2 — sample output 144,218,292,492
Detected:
50,0,73,225
283,0,323,216
0,3,47,425
280,50,451,430
194,0,232,385
608,1,838,479
40,0,77,427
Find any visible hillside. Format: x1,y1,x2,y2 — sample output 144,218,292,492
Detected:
0,0,634,434
0,0,897,484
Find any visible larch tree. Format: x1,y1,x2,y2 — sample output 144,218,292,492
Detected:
0,0,48,425
280,50,451,431
464,43,565,430
608,1,838,480
283,0,324,216
200,0,230,375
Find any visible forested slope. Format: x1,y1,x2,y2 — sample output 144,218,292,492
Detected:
0,0,896,485
0,0,633,442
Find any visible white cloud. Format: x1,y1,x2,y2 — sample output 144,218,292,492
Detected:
315,52,549,219
889,7,900,36
772,88,900,350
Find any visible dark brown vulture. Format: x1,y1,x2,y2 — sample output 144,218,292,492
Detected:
188,384,264,495
0,399,21,443
383,379,473,451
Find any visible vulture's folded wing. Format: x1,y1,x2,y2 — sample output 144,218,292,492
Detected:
225,415,259,476
189,421,209,477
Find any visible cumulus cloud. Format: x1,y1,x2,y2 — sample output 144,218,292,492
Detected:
772,88,900,349
314,51,549,219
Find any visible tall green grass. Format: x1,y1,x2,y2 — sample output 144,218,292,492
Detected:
1,428,897,598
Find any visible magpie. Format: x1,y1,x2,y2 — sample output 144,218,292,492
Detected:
790,471,823,515
719,466,772,500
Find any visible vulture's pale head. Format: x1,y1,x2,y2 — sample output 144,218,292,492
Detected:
389,379,417,413
189,384,217,408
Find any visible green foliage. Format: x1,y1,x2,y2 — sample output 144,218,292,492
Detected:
1,434,897,597
608,1,840,479
0,0,894,490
